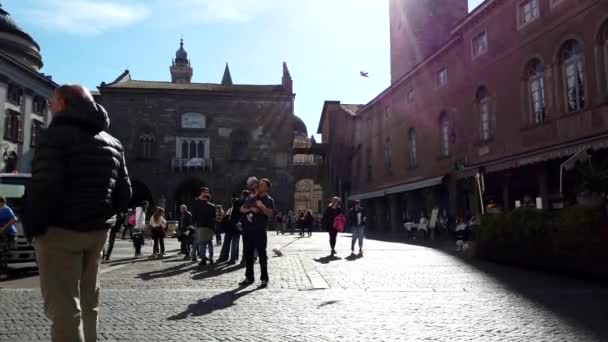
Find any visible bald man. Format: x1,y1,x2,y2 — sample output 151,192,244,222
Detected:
25,84,132,342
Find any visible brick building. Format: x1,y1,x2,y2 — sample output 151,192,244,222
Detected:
97,40,295,216
0,5,56,174
320,0,608,231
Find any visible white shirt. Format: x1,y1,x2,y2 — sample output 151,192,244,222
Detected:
150,216,166,228
135,207,146,229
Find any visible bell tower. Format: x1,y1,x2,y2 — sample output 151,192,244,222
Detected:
170,38,193,83
389,0,467,83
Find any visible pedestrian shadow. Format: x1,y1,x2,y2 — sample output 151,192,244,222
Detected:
314,255,342,264
190,263,245,280
345,253,363,261
137,262,198,281
167,285,258,320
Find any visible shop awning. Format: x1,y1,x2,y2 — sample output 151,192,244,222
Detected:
457,134,608,178
348,176,444,201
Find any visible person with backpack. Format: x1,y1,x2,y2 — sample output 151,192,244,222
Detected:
322,197,344,256
348,200,367,256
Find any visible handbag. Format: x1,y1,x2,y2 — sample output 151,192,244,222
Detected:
333,214,346,233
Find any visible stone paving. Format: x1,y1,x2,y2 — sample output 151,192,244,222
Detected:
1,232,608,341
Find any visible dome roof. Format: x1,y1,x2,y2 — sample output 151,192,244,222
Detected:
294,115,307,135
175,38,188,65
0,5,42,71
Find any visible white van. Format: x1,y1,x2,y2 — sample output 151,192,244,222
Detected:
0,173,36,264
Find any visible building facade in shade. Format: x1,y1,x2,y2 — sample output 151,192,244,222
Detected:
0,5,56,173
97,40,296,216
320,0,608,231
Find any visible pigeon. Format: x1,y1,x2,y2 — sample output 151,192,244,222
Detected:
360,71,369,77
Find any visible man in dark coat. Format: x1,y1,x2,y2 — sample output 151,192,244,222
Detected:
25,84,132,342
177,204,194,259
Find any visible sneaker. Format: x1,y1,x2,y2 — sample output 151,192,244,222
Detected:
259,280,268,288
239,279,254,286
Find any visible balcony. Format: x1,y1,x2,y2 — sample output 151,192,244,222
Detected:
171,158,212,173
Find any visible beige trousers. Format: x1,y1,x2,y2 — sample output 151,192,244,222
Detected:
35,227,108,342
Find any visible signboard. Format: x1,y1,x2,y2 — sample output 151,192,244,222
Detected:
181,113,206,129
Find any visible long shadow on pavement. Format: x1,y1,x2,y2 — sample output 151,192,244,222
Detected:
191,263,245,281
167,285,259,320
314,255,342,264
137,262,198,281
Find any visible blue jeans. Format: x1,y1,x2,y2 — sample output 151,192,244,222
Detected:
351,225,365,251
195,227,214,261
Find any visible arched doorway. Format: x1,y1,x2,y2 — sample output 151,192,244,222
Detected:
130,179,154,209
294,179,323,215
174,178,206,214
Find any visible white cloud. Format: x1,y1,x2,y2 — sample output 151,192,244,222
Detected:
161,0,284,23
25,0,150,36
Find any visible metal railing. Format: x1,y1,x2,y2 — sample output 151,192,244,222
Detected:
171,158,212,172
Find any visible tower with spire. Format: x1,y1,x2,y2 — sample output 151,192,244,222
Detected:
170,37,193,83
221,63,233,86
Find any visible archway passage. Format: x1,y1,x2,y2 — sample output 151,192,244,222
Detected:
294,179,323,215
174,178,206,213
129,179,154,209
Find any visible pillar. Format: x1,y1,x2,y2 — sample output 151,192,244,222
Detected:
375,198,386,232
502,172,511,212
537,164,549,209
389,194,400,232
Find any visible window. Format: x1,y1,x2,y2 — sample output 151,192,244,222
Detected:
406,89,415,105
179,138,206,159
518,0,539,27
472,32,488,58
3,110,22,143
527,59,546,124
32,96,47,115
409,128,417,167
384,138,392,175
384,105,391,121
477,87,492,141
30,120,43,147
7,84,23,106
139,134,155,159
560,40,585,113
439,112,449,157
436,68,448,87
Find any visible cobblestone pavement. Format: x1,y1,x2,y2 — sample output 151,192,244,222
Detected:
1,232,608,341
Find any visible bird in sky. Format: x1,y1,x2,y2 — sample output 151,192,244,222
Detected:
360,71,369,78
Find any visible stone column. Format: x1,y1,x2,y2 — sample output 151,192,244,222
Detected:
537,164,549,209
502,172,511,212
389,194,400,232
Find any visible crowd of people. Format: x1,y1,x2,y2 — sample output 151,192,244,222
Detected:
0,84,371,342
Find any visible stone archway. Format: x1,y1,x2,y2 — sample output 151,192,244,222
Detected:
174,178,206,214
130,179,154,209
294,179,323,215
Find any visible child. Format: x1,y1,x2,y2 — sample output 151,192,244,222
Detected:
133,227,145,257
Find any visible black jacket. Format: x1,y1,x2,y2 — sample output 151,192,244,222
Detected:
25,101,132,237
177,211,193,234
191,198,216,228
322,206,343,232
348,207,366,226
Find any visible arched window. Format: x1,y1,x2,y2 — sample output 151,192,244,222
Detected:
560,39,585,112
384,137,392,175
477,87,492,141
527,59,546,124
439,112,449,157
139,133,155,159
598,21,608,96
408,128,417,167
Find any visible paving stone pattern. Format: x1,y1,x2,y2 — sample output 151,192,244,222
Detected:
1,233,608,341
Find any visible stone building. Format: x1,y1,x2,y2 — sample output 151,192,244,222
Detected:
97,40,295,216
320,0,608,231
0,5,56,173
293,116,325,215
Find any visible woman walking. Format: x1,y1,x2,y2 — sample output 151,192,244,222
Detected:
322,197,343,256
150,208,167,258
304,210,315,237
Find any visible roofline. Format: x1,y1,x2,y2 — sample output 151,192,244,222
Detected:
450,0,497,35
317,100,341,134
0,51,57,88
97,85,295,100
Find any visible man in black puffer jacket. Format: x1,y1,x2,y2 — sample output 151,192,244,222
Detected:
25,84,132,342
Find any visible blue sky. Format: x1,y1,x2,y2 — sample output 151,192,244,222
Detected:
6,0,484,135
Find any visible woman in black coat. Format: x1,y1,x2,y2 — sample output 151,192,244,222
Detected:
322,197,343,255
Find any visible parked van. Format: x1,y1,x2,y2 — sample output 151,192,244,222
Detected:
0,173,35,264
